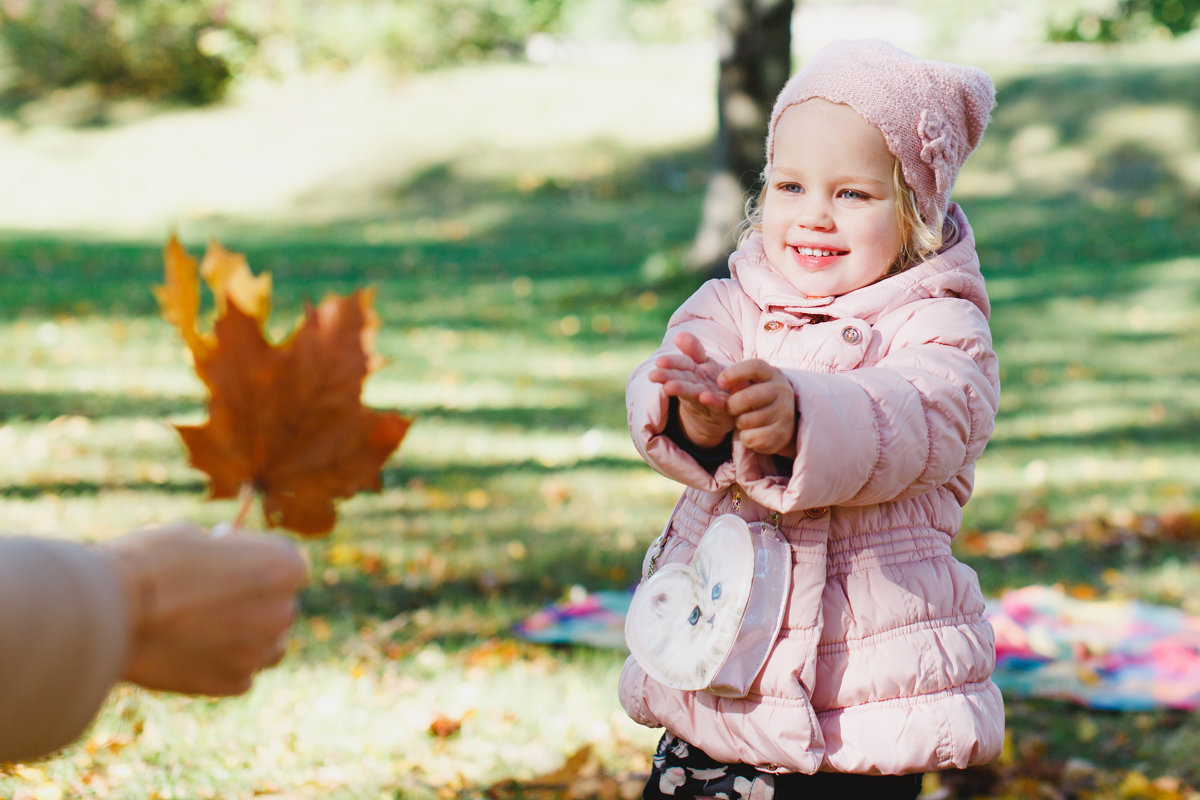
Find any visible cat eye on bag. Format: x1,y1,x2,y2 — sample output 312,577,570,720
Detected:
625,494,792,698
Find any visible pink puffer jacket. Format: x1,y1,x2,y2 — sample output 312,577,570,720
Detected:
619,205,1004,775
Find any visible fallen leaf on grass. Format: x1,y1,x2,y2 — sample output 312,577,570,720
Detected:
934,756,1199,799
156,235,412,536
429,714,464,739
485,746,644,800
464,638,524,670
84,729,136,757
960,506,1200,560
1156,510,1200,542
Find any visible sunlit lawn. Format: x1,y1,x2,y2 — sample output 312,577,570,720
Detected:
2,40,1200,799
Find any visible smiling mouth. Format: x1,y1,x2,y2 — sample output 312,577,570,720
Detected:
792,245,848,258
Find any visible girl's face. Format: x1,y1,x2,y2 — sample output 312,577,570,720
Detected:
761,99,904,298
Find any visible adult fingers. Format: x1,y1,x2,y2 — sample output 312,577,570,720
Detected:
216,531,309,596
200,599,297,690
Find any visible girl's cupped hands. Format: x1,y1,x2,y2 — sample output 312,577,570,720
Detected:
649,331,735,449
650,332,797,458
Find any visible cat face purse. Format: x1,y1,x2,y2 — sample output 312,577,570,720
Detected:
625,500,792,698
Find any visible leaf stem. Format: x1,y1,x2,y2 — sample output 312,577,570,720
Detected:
233,482,256,528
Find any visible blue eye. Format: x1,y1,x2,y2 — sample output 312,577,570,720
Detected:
688,606,701,626
712,583,722,601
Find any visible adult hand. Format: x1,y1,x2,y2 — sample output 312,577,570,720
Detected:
649,331,735,448
720,359,798,457
104,522,308,696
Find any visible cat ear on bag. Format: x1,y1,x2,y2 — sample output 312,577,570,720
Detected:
647,565,692,617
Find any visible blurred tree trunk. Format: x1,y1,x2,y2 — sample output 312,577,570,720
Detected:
687,0,794,277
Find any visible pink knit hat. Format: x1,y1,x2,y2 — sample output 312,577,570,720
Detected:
765,39,995,226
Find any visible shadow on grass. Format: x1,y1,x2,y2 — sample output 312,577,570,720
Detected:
380,455,642,488
0,478,208,499
984,416,1200,454
0,389,201,422
966,535,1200,593
0,144,710,342
0,454,642,501
967,61,1200,282
0,386,629,433
409,400,628,432
988,60,1200,150
299,518,643,642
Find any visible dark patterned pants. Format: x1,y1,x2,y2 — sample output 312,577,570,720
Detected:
642,733,924,800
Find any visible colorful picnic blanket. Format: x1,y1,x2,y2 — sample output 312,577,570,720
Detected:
514,587,632,649
986,585,1200,711
515,584,1200,711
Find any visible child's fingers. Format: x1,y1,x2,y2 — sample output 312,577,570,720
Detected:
719,359,776,391
649,363,709,390
653,353,727,396
650,369,730,407
662,378,707,400
649,365,714,393
696,390,729,409
648,365,681,384
728,378,795,455
654,352,702,372
726,380,786,417
675,383,729,409
733,403,785,433
740,425,790,455
672,331,709,366
737,411,795,454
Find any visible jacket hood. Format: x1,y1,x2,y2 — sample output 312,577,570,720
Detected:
729,204,990,322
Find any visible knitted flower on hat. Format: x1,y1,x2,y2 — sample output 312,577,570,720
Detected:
765,39,995,227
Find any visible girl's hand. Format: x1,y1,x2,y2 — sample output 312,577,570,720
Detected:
720,359,798,457
648,332,735,448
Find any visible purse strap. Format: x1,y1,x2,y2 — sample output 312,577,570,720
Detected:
732,486,782,533
645,486,781,578
645,493,685,578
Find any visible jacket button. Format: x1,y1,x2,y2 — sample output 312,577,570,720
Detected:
805,506,829,518
841,326,862,345
764,320,784,332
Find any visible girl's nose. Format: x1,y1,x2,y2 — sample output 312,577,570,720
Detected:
796,199,834,231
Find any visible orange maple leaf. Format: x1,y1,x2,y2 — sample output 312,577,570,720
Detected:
157,235,411,537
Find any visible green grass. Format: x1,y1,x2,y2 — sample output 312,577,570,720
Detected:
2,41,1200,799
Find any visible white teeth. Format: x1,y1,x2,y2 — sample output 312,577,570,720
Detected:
795,246,840,257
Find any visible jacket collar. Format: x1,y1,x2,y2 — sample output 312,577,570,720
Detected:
728,204,991,322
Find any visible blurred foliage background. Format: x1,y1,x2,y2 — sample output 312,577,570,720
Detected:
0,0,700,105
2,0,1199,107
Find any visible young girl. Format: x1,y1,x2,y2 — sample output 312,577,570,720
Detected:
621,40,1002,798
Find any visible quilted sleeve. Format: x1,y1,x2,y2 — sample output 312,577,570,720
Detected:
737,297,999,511
627,280,749,490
